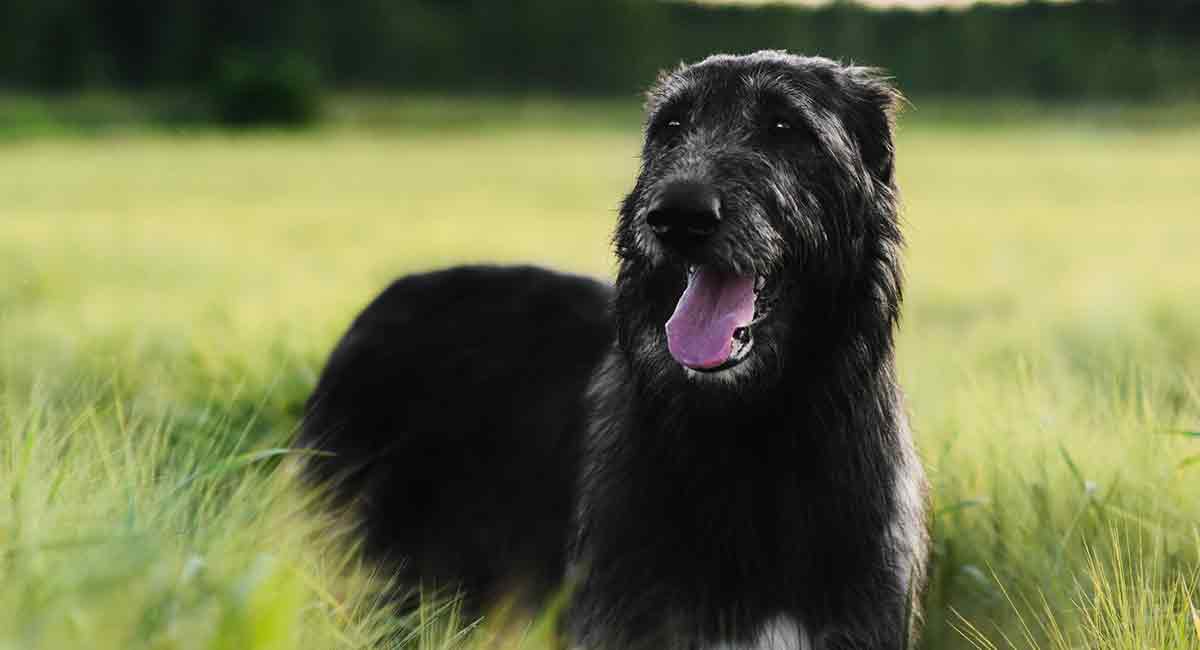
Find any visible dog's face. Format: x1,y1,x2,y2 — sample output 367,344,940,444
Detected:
614,51,903,392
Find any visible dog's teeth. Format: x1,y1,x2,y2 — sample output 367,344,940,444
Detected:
688,265,697,276
755,276,766,292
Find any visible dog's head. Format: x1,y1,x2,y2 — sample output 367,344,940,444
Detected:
614,51,904,392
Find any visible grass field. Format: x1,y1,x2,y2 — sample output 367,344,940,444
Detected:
1,99,1199,649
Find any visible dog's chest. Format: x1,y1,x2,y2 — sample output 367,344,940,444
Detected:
708,616,813,650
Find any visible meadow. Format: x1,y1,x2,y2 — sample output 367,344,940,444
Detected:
1,98,1198,649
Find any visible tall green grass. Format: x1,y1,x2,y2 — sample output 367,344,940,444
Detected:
1,100,1197,648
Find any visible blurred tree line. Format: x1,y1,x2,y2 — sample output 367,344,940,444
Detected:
1,0,1196,123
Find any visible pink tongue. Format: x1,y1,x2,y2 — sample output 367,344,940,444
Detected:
665,267,756,369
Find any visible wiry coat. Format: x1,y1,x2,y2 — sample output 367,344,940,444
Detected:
569,52,926,650
299,51,928,650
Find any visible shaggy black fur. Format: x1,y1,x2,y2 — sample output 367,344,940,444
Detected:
299,51,928,650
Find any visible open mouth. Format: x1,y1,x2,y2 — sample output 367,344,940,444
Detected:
664,266,775,373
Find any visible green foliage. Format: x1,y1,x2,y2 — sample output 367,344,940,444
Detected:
0,101,1197,648
1,1,1199,103
210,51,322,128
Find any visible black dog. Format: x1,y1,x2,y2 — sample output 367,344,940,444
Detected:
299,51,928,650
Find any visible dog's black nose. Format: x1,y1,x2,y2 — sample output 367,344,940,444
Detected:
646,182,722,248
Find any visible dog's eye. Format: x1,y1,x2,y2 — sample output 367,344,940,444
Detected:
764,115,815,147
650,115,686,144
659,116,684,132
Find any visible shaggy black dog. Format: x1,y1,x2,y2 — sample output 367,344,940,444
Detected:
299,51,928,650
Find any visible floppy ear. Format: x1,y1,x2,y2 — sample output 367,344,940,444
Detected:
843,67,903,186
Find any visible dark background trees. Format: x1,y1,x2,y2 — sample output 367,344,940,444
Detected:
1,1,1196,107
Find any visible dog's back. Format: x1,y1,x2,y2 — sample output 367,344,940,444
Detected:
298,265,612,608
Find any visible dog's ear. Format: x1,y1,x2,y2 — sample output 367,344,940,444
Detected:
643,61,691,114
843,67,903,186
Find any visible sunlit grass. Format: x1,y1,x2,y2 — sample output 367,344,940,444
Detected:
0,381,395,649
1,100,1198,648
956,531,1200,650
